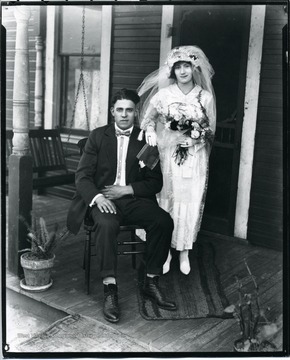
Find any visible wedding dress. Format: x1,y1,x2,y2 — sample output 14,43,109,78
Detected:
141,83,215,251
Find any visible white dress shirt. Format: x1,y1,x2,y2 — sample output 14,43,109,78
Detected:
89,124,133,207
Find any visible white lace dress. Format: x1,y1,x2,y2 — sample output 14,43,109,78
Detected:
141,83,215,251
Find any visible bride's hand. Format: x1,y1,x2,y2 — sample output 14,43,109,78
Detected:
145,128,157,146
179,137,198,147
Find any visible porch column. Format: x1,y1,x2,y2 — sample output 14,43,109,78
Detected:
99,5,112,126
8,6,33,276
159,6,174,66
34,36,44,128
234,6,266,239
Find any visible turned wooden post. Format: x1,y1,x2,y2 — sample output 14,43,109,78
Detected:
34,35,44,128
8,6,33,277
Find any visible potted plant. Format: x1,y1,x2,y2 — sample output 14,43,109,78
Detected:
19,214,69,291
224,260,282,352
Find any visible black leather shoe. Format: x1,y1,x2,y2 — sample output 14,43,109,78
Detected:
143,276,177,311
103,284,120,323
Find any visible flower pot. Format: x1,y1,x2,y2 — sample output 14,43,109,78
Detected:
20,252,55,290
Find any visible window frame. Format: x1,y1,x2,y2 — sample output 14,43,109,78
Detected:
44,5,112,143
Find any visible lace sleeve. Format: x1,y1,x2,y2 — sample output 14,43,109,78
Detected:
140,103,159,130
140,91,163,131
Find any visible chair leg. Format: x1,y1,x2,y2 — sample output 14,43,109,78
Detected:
131,230,137,269
85,230,91,295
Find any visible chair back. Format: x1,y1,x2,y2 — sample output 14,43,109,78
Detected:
77,138,88,156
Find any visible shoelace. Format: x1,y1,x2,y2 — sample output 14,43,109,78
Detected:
105,291,118,308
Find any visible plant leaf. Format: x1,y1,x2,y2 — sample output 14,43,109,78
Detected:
39,217,49,246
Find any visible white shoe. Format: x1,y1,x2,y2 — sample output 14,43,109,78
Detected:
163,251,172,274
180,250,191,275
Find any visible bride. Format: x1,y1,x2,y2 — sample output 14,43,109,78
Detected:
138,46,216,275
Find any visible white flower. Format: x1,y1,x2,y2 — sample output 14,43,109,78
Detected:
171,111,183,121
194,106,203,119
193,58,201,67
191,130,200,139
192,122,201,130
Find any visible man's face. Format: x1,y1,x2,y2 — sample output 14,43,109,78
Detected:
111,99,136,130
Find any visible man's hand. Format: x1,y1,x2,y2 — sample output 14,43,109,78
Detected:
101,185,133,200
95,195,117,214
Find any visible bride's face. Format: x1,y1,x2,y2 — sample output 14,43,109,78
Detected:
173,61,193,85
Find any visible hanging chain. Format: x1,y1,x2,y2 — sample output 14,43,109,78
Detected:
66,5,90,146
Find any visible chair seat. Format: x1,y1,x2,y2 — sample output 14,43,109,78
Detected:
84,223,143,231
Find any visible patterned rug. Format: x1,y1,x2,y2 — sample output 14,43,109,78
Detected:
137,242,232,320
17,314,155,352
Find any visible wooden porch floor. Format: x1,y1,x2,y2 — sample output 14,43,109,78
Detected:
6,194,283,353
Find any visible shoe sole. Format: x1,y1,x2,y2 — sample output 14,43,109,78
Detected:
104,315,120,323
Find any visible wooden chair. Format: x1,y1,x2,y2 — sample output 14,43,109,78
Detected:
83,213,146,294
77,137,146,294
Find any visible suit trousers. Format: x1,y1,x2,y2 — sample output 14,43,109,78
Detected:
90,197,174,278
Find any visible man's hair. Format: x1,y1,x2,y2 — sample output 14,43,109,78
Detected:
111,88,140,107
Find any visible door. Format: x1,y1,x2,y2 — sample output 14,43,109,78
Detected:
172,5,251,235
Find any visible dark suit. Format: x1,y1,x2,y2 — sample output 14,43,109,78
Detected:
67,124,173,278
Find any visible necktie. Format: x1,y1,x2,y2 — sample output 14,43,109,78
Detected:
115,130,131,137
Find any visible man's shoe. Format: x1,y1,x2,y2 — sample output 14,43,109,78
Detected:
143,276,177,311
103,284,120,323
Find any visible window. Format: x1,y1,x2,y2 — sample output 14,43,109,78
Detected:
59,5,102,133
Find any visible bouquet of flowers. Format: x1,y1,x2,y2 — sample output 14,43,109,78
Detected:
165,102,214,165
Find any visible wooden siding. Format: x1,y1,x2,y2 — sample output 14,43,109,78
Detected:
2,7,38,130
110,5,162,100
247,5,287,250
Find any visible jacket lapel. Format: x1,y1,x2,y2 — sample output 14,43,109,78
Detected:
104,125,117,174
126,127,142,178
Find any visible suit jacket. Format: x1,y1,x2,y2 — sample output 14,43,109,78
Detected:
66,124,163,234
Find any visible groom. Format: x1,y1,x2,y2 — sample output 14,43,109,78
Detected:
67,88,177,323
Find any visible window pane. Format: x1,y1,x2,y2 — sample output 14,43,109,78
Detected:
61,6,102,55
64,56,101,131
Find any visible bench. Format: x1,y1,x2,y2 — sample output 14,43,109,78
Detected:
6,129,76,190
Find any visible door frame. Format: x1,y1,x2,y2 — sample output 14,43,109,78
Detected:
171,4,251,236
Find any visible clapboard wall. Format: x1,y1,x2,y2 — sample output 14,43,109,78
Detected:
109,5,162,105
247,5,287,250
2,6,38,130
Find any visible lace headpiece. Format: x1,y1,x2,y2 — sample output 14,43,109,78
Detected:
165,46,201,77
